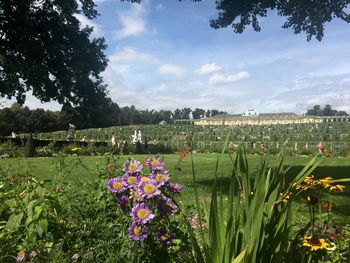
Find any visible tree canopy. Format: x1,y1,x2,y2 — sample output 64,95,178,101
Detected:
305,104,348,116
193,0,350,41
0,0,108,106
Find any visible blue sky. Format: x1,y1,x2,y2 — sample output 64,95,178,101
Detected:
5,0,350,114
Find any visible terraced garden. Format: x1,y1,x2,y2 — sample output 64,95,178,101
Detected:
29,120,350,156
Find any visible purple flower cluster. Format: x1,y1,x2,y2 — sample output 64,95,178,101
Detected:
107,157,183,244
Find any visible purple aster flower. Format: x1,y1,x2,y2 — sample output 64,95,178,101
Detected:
29,250,39,258
157,230,173,246
117,195,129,210
16,251,25,262
128,222,150,241
139,179,161,199
131,202,155,224
146,157,165,171
150,170,170,186
157,197,178,216
168,183,183,193
107,178,127,193
123,160,142,175
130,188,144,202
122,174,139,188
140,176,150,183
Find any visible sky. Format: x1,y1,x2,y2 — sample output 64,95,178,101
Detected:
3,0,350,114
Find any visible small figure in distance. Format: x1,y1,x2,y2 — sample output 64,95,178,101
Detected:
317,141,325,155
260,143,266,155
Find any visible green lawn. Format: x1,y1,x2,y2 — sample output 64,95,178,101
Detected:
1,153,350,222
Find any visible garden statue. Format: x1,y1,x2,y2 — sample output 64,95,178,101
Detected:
131,130,142,143
111,135,117,146
11,132,16,138
67,124,76,141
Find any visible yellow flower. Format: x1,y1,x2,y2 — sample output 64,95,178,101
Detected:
281,192,292,203
319,177,333,184
304,175,319,185
294,182,312,190
71,147,81,152
329,184,345,192
302,236,329,251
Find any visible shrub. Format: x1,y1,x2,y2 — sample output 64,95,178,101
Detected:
0,140,22,158
24,135,36,157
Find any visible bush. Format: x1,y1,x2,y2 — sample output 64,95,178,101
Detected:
0,141,23,158
24,134,35,157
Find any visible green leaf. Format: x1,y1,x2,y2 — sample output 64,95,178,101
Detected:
33,206,43,220
6,212,23,231
35,219,48,237
38,219,48,235
231,247,247,263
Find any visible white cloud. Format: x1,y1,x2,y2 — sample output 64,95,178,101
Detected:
157,64,186,77
209,71,251,85
74,14,103,38
196,63,222,75
109,47,159,65
113,3,147,39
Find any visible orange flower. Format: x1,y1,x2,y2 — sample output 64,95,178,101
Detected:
321,202,332,211
179,150,189,159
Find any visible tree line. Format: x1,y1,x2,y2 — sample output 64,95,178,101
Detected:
0,103,225,136
305,104,348,117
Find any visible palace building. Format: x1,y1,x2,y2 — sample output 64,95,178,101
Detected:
174,110,350,126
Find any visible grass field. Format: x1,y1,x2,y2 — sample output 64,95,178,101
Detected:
1,153,350,223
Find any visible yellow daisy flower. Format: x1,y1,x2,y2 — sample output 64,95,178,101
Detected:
302,236,329,251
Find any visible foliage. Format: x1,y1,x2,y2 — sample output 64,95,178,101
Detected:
0,140,23,158
0,104,228,136
203,0,350,41
0,0,108,107
24,134,36,158
186,133,323,262
0,175,64,262
306,104,349,116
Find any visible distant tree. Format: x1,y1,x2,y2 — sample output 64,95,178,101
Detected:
192,108,206,119
205,110,211,118
173,109,182,120
180,108,192,119
0,107,16,136
323,104,334,116
204,0,350,41
306,104,348,116
65,95,121,128
306,105,322,116
210,109,220,117
159,110,173,123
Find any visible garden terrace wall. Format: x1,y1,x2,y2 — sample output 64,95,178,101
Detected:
0,137,108,148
